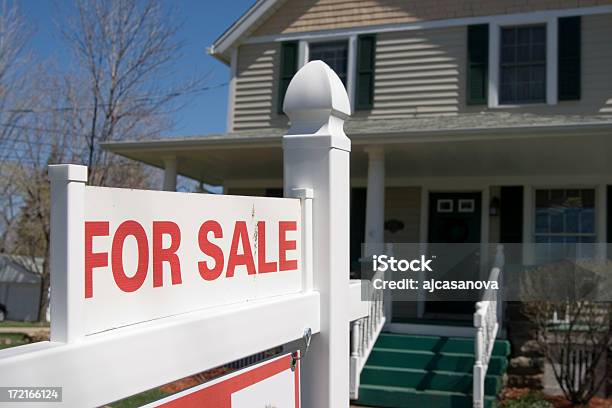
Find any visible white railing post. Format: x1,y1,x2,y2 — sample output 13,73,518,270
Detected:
473,245,505,408
283,60,352,408
473,310,485,408
49,164,88,343
350,320,361,398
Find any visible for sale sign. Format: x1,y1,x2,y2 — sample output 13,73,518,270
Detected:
144,353,300,408
83,187,302,334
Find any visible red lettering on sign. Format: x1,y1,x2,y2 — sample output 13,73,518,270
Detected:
279,221,298,271
152,221,182,287
112,220,149,293
198,220,224,281
257,221,277,273
84,221,109,298
226,221,256,277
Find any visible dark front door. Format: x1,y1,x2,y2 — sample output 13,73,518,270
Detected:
425,192,482,318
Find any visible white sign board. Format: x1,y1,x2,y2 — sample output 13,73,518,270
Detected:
145,352,300,408
83,187,302,334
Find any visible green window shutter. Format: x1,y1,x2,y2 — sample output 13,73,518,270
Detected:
278,41,298,114
355,34,376,110
467,24,489,105
558,16,581,101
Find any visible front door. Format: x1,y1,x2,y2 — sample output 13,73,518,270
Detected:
425,192,482,318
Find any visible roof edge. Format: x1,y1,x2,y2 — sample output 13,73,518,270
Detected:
209,0,283,64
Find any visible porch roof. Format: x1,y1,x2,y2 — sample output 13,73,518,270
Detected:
101,113,612,186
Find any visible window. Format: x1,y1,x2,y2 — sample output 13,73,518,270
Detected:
534,188,596,260
309,41,348,86
278,42,298,114
500,25,546,104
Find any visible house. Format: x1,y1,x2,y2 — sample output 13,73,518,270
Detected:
0,255,42,321
102,1,612,406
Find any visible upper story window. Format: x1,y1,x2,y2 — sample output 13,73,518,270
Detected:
309,41,348,86
467,16,581,107
500,25,546,104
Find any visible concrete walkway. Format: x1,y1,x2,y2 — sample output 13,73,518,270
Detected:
0,327,49,335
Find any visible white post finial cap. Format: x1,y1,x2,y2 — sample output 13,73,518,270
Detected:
283,60,351,135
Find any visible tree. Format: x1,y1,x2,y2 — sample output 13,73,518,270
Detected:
61,0,200,187
7,0,203,321
0,0,34,253
521,259,612,405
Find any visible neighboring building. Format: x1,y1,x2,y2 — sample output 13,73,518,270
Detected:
103,1,612,406
0,255,42,321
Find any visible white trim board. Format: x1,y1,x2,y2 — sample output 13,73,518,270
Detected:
244,5,612,45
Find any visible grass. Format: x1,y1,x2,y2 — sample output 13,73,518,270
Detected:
0,333,29,350
0,320,49,328
108,388,172,407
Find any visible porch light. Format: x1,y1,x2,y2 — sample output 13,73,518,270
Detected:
489,196,501,216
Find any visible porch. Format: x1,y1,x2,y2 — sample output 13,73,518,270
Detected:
103,114,612,330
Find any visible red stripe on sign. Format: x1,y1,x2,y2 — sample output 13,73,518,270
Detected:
156,354,295,408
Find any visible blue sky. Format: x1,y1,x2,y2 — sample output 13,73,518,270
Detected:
19,0,257,137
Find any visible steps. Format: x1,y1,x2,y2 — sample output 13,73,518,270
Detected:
356,333,510,408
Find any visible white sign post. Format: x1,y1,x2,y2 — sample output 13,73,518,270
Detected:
283,60,352,408
0,61,358,408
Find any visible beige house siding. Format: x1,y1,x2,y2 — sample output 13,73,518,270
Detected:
252,0,612,37
355,26,463,120
234,14,612,131
233,43,288,131
384,187,421,243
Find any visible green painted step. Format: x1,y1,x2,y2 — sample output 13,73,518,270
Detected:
367,347,508,376
355,334,509,408
375,333,510,357
361,365,502,395
357,384,497,408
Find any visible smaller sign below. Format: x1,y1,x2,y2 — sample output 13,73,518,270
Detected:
145,352,300,408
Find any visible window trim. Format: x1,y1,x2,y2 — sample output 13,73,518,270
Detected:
299,35,358,111
488,16,558,108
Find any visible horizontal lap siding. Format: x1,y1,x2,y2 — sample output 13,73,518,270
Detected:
233,43,288,131
234,14,612,131
253,0,612,36
583,14,612,114
355,27,463,120
462,13,612,115
384,187,421,243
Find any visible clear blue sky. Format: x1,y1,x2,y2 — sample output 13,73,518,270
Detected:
19,0,257,137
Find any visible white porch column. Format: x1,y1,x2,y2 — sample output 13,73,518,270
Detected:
162,156,177,192
283,61,351,408
364,147,385,253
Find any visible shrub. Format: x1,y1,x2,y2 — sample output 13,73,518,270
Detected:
501,392,553,408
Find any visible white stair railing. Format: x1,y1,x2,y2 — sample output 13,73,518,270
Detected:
473,245,505,408
349,267,386,400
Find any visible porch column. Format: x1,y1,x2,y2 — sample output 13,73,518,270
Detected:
162,156,177,192
364,147,385,253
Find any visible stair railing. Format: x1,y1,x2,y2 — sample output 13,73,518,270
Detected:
473,245,504,408
349,267,386,400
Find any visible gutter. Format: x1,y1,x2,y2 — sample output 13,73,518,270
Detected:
101,122,612,153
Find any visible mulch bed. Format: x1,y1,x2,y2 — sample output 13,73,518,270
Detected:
501,388,612,408
159,367,232,394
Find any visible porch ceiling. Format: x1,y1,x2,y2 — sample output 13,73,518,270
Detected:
102,121,612,185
